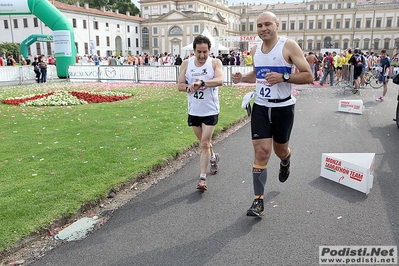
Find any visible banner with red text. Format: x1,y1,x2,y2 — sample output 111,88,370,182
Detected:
320,153,375,194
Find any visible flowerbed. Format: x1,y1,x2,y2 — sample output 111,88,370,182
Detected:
2,90,133,106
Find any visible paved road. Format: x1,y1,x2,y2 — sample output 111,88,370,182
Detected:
30,83,399,265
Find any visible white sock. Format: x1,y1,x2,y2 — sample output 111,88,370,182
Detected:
200,173,206,179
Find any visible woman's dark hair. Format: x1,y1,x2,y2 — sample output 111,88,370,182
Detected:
193,35,211,50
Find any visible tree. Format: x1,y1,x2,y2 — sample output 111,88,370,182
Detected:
0,42,20,62
111,0,139,16
57,0,139,16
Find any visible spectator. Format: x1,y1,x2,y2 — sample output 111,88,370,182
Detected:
320,52,334,86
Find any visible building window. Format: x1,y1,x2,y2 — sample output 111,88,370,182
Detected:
46,42,51,55
317,21,322,29
307,41,313,50
347,3,351,8
169,26,182,35
328,4,332,9
128,38,131,47
337,3,342,9
96,36,100,46
386,18,392,27
356,20,361,28
153,27,158,34
326,21,331,29
397,18,399,27
36,42,41,55
366,19,371,28
127,25,130,32
4,20,8,29
144,6,148,10
310,5,314,10
354,41,359,48
290,22,295,30
336,21,340,29
84,42,88,55
142,27,149,48
282,22,286,31
136,38,139,48
249,23,254,31
162,4,167,8
376,19,381,28
94,21,99,30
343,42,348,49
374,40,379,50
364,41,369,49
83,20,87,29
153,37,158,47
316,42,321,50
345,20,350,28
299,22,303,30
23,18,28,28
309,21,314,29
136,26,138,33
241,24,245,31
106,22,109,30
188,4,193,8
194,25,199,33
33,18,38,27
106,36,110,46
213,28,218,37
384,40,389,49
319,4,323,10
13,19,18,28
72,18,77,28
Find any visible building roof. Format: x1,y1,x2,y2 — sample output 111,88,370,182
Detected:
52,0,146,22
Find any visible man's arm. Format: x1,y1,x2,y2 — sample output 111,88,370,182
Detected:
177,60,189,92
236,45,257,83
282,39,313,84
204,58,224,88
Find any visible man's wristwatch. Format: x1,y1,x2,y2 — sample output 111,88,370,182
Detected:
200,80,205,87
282,72,290,82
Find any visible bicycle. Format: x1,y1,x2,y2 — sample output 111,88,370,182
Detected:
364,69,383,89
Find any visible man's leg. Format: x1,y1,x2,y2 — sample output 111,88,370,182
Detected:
247,138,272,217
193,124,215,190
274,141,291,182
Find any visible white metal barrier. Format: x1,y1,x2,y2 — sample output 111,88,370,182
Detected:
0,65,56,84
0,64,254,85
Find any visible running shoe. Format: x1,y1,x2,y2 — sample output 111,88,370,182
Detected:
376,96,384,101
197,178,207,191
279,161,290,183
246,198,265,217
210,153,220,175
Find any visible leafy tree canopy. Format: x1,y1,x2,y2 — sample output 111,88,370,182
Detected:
0,42,20,59
58,0,139,16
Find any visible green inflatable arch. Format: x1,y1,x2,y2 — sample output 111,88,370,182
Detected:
0,0,76,78
20,34,53,59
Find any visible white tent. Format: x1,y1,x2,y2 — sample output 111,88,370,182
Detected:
181,28,230,54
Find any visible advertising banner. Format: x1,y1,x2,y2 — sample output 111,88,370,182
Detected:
0,0,30,14
320,153,375,195
338,100,364,114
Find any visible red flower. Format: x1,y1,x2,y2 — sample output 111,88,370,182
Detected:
69,91,131,103
2,92,55,105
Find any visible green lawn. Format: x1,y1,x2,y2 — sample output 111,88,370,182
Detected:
0,82,253,252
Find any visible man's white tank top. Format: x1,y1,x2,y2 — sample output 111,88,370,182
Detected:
185,57,220,116
253,37,295,107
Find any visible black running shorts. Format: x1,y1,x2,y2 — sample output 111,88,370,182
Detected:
251,103,295,144
188,114,219,127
